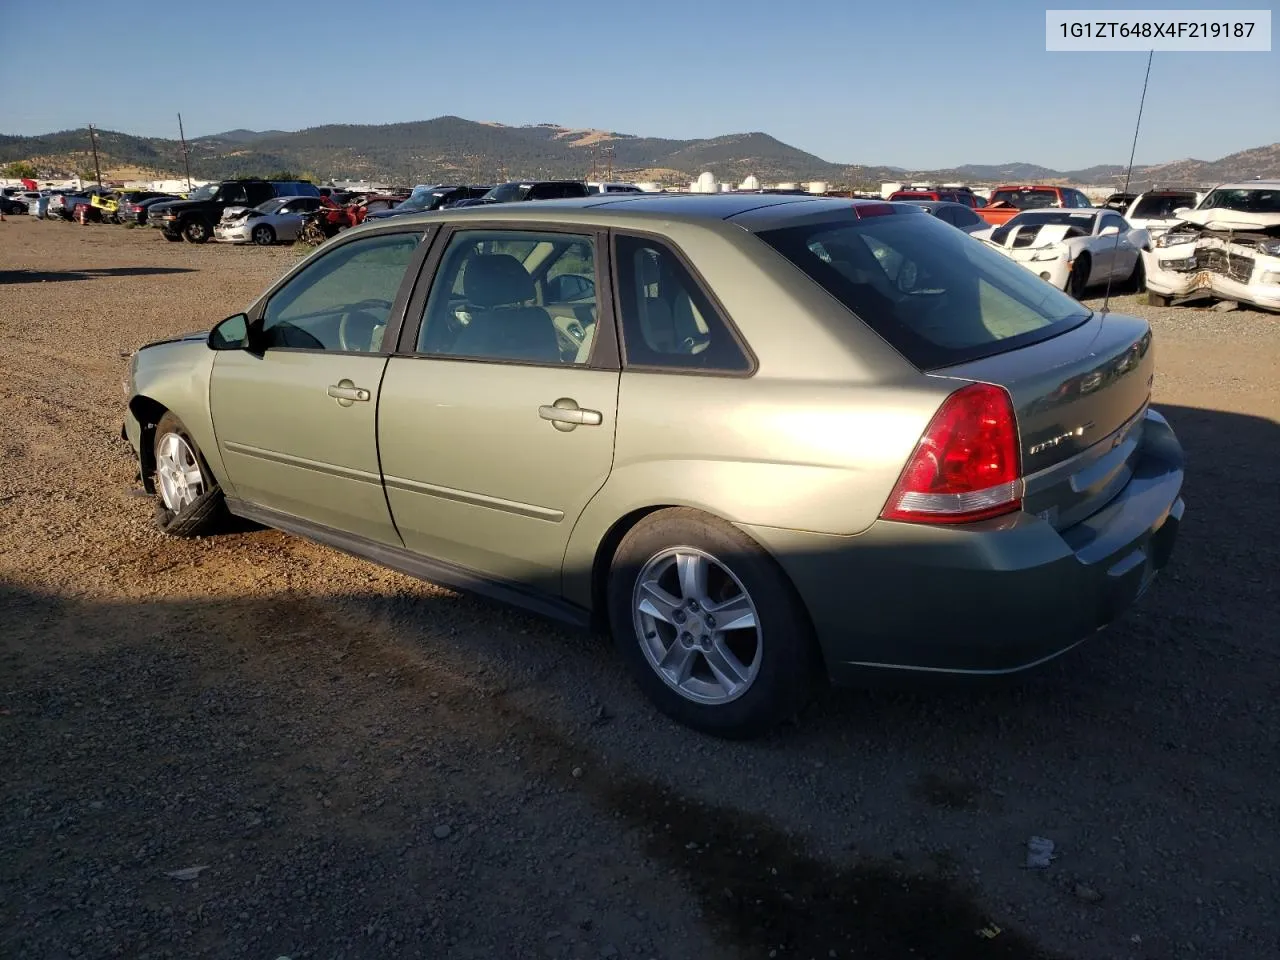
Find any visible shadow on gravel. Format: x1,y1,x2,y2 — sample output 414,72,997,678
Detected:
0,267,197,284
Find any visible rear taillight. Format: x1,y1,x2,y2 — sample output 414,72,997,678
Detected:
880,383,1023,524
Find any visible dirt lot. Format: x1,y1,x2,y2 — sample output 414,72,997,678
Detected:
2,218,1278,960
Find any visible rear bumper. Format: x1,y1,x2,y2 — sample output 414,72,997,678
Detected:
742,408,1185,680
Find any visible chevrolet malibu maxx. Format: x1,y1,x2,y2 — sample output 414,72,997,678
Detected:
121,194,1185,738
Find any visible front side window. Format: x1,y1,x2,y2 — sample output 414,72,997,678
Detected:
260,232,422,352
952,206,981,227
417,230,599,365
757,210,1090,370
614,235,750,373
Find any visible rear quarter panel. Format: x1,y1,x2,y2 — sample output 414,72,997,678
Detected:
560,217,952,607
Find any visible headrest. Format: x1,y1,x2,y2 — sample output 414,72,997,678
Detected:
462,254,535,307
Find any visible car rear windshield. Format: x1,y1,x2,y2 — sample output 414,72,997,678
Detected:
756,211,1090,370
1131,193,1197,218
991,189,1059,209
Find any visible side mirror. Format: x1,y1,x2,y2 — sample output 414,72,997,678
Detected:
1173,206,1191,216
208,313,250,351
1099,225,1120,237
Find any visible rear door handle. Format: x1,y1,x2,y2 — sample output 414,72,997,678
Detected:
327,380,370,406
539,398,603,430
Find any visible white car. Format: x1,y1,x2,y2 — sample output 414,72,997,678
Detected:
1143,180,1280,312
973,208,1150,299
213,196,324,245
1123,190,1202,239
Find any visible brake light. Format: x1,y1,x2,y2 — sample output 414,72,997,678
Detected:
881,383,1023,524
853,202,896,219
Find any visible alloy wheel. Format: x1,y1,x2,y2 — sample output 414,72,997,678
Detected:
155,432,205,512
631,547,762,705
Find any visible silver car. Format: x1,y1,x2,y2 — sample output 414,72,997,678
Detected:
214,196,325,245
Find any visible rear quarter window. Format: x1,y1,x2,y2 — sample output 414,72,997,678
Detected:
756,212,1091,370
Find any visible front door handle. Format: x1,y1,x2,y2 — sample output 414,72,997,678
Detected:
539,398,603,431
328,379,371,407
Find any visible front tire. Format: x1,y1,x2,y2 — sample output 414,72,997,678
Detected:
607,508,818,738
251,224,275,245
152,412,227,537
182,219,210,244
1068,253,1091,299
163,232,183,242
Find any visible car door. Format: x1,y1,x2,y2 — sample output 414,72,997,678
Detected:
377,224,620,594
208,228,431,543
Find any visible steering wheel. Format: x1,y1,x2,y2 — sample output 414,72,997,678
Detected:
337,298,392,352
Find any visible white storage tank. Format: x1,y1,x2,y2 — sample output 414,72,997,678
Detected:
696,171,717,193
807,181,828,194
776,182,797,191
739,174,761,191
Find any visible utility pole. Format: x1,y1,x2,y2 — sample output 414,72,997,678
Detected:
87,124,103,187
177,113,193,191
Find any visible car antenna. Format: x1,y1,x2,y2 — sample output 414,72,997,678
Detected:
1101,49,1154,315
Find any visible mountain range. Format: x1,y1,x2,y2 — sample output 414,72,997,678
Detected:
1,116,1275,188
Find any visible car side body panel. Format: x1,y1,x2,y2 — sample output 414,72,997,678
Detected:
126,338,237,498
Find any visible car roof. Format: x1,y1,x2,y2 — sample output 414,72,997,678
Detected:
897,199,972,211
347,192,895,237
1209,180,1280,190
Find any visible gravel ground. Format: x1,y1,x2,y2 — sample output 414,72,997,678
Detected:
2,218,1278,960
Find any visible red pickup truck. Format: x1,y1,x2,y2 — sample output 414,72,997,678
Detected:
977,185,1095,225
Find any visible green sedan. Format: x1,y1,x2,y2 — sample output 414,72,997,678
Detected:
122,194,1185,738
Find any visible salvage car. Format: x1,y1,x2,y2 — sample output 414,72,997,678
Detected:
214,196,325,245
974,208,1150,298
1143,180,1280,312
893,199,988,233
121,194,1184,738
1122,190,1202,239
978,185,1094,226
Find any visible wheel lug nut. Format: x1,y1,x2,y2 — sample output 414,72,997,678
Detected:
673,611,686,623
704,616,716,628
680,632,693,646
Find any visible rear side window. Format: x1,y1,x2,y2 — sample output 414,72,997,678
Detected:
757,212,1090,370
614,235,751,373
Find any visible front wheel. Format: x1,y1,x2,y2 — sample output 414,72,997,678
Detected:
182,219,210,243
251,224,275,245
607,508,818,738
1068,254,1091,299
152,412,227,537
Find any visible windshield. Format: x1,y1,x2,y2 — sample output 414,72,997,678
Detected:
1005,211,1098,230
1131,194,1197,219
482,183,531,203
1197,188,1280,214
397,187,449,212
187,184,218,201
756,211,1089,370
991,189,1059,209
254,198,288,215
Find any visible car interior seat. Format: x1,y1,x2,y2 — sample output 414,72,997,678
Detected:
450,254,561,363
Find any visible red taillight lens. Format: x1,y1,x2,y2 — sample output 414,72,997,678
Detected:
881,383,1023,524
853,202,896,218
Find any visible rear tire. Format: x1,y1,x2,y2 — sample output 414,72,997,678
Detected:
1126,255,1145,293
606,508,819,739
152,412,227,537
1147,291,1173,307
1068,254,1091,299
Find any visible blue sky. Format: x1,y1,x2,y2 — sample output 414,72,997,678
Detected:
1,0,1274,169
